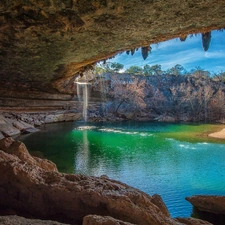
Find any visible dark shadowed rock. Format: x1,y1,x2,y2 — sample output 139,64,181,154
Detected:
0,132,4,140
0,137,183,225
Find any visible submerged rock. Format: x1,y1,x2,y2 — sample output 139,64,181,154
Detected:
0,137,183,225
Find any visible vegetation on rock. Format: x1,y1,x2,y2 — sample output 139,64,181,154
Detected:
90,65,225,122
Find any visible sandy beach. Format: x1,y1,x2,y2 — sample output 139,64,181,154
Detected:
208,128,225,139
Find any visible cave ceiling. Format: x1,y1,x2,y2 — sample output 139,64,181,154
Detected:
0,0,225,95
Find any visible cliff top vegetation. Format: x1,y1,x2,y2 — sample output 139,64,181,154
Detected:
95,62,225,82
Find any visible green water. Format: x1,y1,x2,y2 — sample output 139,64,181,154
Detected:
17,121,225,218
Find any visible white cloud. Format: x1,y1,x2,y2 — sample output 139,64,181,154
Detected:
108,30,225,72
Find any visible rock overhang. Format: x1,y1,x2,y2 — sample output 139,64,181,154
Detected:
0,0,225,95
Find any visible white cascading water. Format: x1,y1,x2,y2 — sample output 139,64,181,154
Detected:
75,75,90,122
82,83,88,122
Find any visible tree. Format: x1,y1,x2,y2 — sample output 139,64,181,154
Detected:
110,62,124,72
94,65,105,75
126,66,143,74
109,77,146,116
94,62,124,74
149,64,162,76
143,64,152,76
167,64,185,76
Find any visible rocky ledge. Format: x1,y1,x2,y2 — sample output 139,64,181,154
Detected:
186,195,225,224
0,137,214,225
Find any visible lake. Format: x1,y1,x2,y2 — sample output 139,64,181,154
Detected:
17,121,225,218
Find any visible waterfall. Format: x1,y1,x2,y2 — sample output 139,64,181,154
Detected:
77,83,81,101
83,83,88,122
75,75,91,122
97,74,108,116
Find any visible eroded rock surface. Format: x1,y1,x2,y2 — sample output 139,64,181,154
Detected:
0,137,185,225
0,215,71,225
1,0,225,94
83,215,136,225
186,195,225,215
175,217,213,225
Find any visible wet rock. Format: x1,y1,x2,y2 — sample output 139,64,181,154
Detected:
186,195,225,215
0,137,182,225
151,194,170,217
0,115,20,137
82,215,135,225
12,120,39,133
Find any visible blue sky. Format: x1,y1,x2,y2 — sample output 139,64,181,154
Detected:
108,30,225,73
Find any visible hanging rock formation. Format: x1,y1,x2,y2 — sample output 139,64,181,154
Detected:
1,0,225,96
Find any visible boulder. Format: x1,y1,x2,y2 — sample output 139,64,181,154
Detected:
82,215,135,225
64,113,82,121
186,195,225,215
0,137,183,225
0,115,20,137
175,217,213,225
12,120,39,134
0,132,4,140
0,215,71,225
0,137,57,172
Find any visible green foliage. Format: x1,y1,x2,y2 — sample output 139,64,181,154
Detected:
94,62,124,74
95,61,224,81
143,64,151,76
149,64,163,76
95,66,105,75
125,66,143,74
167,64,185,76
110,62,124,72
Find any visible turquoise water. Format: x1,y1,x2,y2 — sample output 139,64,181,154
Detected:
17,121,225,218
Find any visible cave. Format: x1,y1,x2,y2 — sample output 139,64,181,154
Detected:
1,1,225,225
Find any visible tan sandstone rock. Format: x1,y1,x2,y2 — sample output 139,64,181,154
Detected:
0,215,71,225
186,195,225,215
82,215,135,225
0,137,183,225
0,115,20,137
175,217,213,225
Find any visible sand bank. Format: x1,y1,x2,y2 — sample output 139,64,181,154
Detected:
208,128,225,139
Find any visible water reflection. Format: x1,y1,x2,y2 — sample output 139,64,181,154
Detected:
17,121,225,218
75,130,90,174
